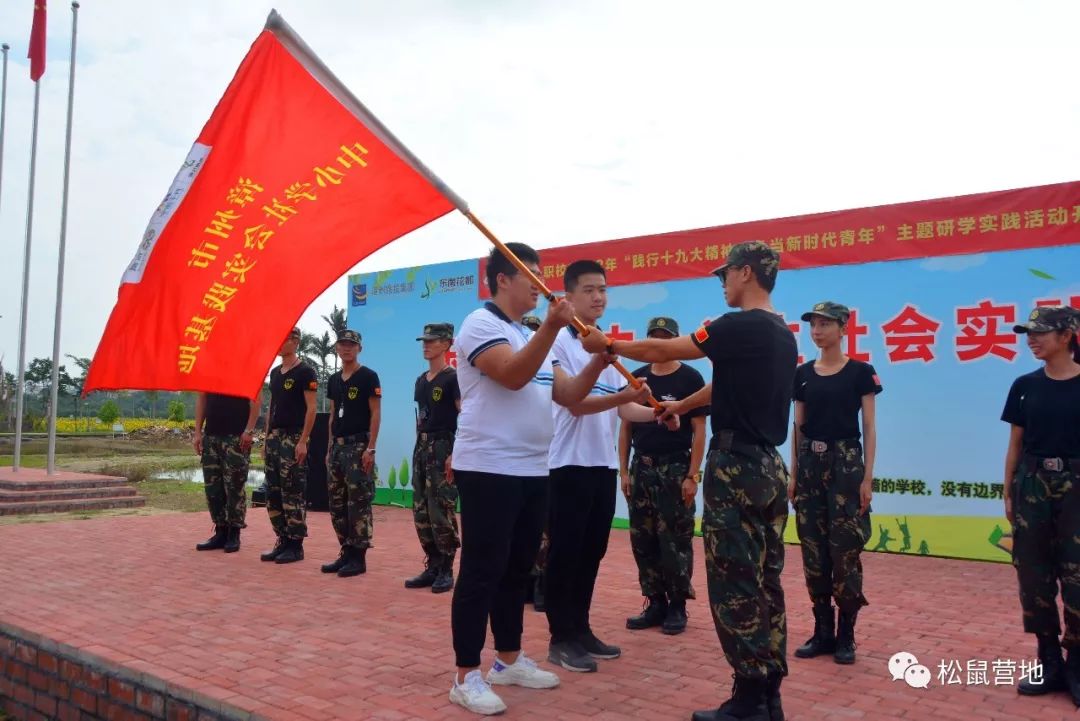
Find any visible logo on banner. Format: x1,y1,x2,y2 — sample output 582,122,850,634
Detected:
352,283,368,306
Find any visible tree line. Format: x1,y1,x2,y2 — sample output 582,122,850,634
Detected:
0,305,349,432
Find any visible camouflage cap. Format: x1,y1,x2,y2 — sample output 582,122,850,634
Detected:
801,301,851,324
287,326,302,340
711,240,781,283
521,315,542,331
1013,305,1080,334
336,329,362,344
416,322,454,341
646,316,679,336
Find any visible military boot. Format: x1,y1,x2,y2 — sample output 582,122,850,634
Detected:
794,603,836,658
321,547,350,574
223,526,241,553
533,575,546,612
431,555,454,594
260,537,286,562
338,547,367,577
1065,647,1080,706
196,526,227,551
662,598,688,635
1018,633,1066,695
692,676,769,721
274,538,305,564
833,609,858,665
404,556,439,588
626,595,667,630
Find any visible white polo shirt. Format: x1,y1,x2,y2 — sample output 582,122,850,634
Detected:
452,302,559,477
549,326,625,470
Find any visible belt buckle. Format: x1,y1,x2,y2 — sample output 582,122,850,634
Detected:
811,440,828,454
641,456,654,467
336,437,345,446
1043,457,1064,472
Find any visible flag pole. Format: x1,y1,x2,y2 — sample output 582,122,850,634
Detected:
13,78,42,471
0,43,9,220
462,211,662,412
46,2,80,475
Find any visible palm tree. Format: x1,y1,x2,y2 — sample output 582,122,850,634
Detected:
295,331,323,369
322,305,348,336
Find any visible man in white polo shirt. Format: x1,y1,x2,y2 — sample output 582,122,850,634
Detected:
447,243,654,716
545,260,679,672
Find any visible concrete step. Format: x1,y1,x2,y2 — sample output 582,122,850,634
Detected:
0,485,138,503
0,476,129,492
0,495,147,516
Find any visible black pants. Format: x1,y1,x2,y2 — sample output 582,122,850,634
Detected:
545,465,617,643
451,470,548,668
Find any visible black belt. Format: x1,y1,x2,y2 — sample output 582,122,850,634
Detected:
1024,455,1080,473
801,437,860,454
269,427,302,437
635,449,691,467
418,430,455,442
334,433,369,446
709,429,769,453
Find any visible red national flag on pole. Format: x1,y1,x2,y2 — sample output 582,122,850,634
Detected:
28,0,46,80
84,12,464,398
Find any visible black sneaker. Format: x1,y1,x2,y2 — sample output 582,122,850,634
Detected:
578,631,621,660
547,640,597,673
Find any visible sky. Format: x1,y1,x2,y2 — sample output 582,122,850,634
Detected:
0,0,1079,368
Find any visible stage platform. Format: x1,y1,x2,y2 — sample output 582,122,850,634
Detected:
0,506,1073,720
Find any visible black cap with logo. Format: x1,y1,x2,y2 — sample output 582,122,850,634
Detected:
336,329,362,344
646,317,679,336
417,322,454,341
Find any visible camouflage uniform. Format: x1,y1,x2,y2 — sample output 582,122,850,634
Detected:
793,438,871,613
328,438,375,550
533,529,550,575
264,430,308,540
1012,457,1080,645
411,431,459,558
629,450,696,601
201,435,250,528
703,435,790,681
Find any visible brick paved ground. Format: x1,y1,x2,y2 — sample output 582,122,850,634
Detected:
0,506,1074,720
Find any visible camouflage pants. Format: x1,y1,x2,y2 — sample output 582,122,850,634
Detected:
328,439,375,550
794,438,871,613
702,438,789,681
411,432,460,559
629,450,696,601
533,529,550,576
1012,458,1080,647
201,435,249,529
264,430,307,540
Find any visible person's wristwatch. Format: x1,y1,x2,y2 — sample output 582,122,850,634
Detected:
687,472,701,484
364,447,376,455
242,428,254,435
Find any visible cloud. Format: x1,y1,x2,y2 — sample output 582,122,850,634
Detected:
606,283,669,311
919,254,988,272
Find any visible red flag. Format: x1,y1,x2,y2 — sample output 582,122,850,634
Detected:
84,12,461,397
28,0,46,81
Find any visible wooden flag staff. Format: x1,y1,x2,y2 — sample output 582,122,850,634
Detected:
463,211,663,412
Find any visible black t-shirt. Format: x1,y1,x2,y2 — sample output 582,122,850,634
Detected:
327,366,381,437
630,363,708,455
203,393,251,437
690,309,798,447
269,362,318,430
415,367,460,433
1001,369,1080,458
793,360,883,441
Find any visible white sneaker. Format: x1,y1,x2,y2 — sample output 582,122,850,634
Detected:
449,670,507,715
487,653,560,689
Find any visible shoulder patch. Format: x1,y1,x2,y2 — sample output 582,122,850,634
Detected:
307,380,318,391
693,326,710,344
872,374,881,386
374,387,382,397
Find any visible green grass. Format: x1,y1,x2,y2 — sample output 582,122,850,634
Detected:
137,478,217,513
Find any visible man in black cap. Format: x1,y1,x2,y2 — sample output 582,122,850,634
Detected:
192,391,260,553
620,316,707,636
261,327,318,564
581,240,797,721
322,328,382,577
406,322,462,593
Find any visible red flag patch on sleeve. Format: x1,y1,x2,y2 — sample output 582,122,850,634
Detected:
693,326,710,344
374,387,382,397
872,374,881,386
307,380,318,391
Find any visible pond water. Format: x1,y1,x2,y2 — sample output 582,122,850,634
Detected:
157,467,266,488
